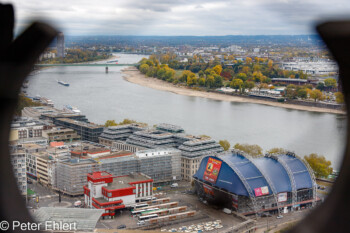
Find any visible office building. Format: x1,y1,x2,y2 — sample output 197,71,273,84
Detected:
57,32,65,58
84,171,153,217
54,118,103,142
10,148,27,197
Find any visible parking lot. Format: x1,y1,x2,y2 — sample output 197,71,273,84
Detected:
27,180,329,232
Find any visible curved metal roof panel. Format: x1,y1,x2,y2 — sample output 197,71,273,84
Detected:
278,154,313,190
193,156,249,196
254,157,292,193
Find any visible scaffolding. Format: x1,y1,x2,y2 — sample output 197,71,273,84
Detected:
220,155,260,215
235,150,282,215
286,151,317,207
267,153,298,209
54,149,181,195
54,158,100,196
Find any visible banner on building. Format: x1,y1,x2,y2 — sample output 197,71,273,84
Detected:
232,194,238,209
277,192,288,202
254,186,269,197
203,157,222,184
203,184,214,196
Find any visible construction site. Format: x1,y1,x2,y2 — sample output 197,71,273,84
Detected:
53,147,181,196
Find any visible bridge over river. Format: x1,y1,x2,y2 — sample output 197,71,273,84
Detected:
36,63,137,67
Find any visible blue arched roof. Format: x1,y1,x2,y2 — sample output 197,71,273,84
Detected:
278,154,313,190
193,152,313,197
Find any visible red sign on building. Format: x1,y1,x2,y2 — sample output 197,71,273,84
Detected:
203,157,222,184
254,186,269,197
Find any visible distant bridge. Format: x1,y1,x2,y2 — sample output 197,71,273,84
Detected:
35,63,137,67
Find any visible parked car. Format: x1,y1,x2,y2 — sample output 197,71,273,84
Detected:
117,224,126,229
137,221,145,226
277,215,284,219
222,208,232,214
170,183,178,188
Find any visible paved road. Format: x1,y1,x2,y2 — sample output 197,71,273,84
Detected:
26,181,83,209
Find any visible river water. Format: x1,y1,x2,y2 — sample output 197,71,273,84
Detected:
27,53,347,169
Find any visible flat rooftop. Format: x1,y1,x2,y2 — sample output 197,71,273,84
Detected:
106,173,152,190
45,127,76,133
21,143,46,150
56,118,102,129
32,151,51,160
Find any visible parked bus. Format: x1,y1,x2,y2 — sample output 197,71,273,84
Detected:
131,208,159,216
133,203,149,209
139,214,158,221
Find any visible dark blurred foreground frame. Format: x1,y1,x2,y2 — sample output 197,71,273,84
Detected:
0,3,350,233
0,3,57,231
288,22,350,233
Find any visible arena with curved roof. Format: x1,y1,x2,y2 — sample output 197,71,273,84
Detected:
193,151,317,215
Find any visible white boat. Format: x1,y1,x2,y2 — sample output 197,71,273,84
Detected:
64,105,81,114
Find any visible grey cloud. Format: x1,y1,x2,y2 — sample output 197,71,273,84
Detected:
7,0,350,35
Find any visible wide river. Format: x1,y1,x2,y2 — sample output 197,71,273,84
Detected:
28,54,347,169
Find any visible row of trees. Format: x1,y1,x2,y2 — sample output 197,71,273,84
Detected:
284,83,344,103
104,119,146,127
218,142,333,178
15,94,43,116
139,57,343,103
139,57,176,82
40,49,110,64
157,52,308,82
179,66,224,88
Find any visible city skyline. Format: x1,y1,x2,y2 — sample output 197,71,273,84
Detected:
7,0,350,36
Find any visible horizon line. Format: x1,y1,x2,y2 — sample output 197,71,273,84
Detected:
62,34,319,37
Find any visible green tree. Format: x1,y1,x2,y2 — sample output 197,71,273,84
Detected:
267,148,286,154
324,78,337,88
285,84,297,99
234,143,263,157
187,75,197,86
230,78,243,92
297,88,307,99
119,118,137,125
316,82,325,91
198,70,205,78
236,73,248,82
213,65,223,75
244,81,255,91
139,63,149,74
198,77,206,86
335,92,344,104
15,94,43,116
304,153,333,178
104,120,118,127
219,140,231,151
213,75,223,88
310,89,325,102
206,75,215,88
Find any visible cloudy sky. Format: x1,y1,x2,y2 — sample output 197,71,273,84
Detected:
4,0,350,36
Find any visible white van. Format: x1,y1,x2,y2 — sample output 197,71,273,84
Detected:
170,183,178,188
222,208,232,214
137,221,145,226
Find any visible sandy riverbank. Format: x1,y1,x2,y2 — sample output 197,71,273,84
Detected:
122,67,346,115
